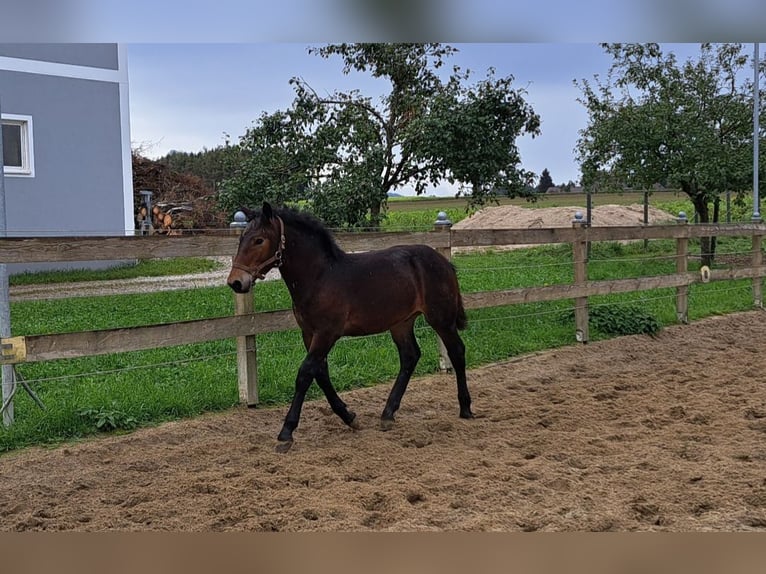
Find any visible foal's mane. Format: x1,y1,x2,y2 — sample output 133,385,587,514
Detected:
275,207,345,261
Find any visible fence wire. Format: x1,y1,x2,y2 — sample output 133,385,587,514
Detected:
13,274,758,390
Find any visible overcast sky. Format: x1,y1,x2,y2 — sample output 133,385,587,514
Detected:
127,43,705,194
4,2,755,196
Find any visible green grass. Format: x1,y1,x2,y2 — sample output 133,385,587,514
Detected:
0,203,761,453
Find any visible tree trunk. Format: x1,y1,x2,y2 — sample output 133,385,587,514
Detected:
370,203,382,228
690,195,715,267
711,196,720,260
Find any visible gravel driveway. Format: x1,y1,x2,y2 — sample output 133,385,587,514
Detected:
9,257,281,301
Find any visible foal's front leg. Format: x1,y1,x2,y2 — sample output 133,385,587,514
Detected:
276,334,351,453
276,353,318,452
301,330,358,428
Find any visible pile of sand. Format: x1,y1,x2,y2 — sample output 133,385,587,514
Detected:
453,204,677,230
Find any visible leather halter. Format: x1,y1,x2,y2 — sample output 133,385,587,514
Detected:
232,215,286,280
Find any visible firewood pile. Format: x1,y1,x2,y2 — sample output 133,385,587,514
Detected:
132,153,229,234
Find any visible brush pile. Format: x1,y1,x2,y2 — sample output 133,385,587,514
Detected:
132,153,229,233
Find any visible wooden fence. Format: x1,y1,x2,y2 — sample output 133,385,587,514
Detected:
1,220,764,417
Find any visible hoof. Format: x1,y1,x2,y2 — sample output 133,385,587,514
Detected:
460,410,475,420
380,418,395,431
347,412,361,430
275,440,294,454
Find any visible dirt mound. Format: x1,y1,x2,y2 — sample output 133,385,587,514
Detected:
1,311,765,531
453,204,677,230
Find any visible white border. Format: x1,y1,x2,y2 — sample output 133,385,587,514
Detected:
1,113,34,177
0,55,126,84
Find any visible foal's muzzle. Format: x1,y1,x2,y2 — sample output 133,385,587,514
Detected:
227,268,253,294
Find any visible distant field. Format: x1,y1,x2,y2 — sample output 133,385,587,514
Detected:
386,191,686,212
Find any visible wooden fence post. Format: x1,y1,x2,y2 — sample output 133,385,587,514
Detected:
230,211,259,406
753,233,763,308
676,212,689,324
572,212,589,343
434,211,453,372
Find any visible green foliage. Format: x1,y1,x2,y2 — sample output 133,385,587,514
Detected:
413,67,541,207
536,168,554,193
575,43,766,263
78,403,138,432
161,147,230,190
217,109,316,212
382,208,467,231
220,43,540,227
565,304,663,337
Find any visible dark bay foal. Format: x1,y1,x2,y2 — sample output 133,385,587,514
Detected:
227,202,473,452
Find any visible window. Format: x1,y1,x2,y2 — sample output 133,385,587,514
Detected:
2,114,34,176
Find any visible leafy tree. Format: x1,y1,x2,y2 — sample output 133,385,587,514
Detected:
218,109,318,211
161,147,230,190
416,67,541,208
220,43,540,227
536,168,554,193
576,43,766,265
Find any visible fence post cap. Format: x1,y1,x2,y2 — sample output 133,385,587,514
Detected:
434,211,452,228
230,211,248,229
677,211,688,223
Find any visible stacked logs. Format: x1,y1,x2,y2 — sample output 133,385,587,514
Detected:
135,203,194,235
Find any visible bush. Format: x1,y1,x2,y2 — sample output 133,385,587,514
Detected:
563,304,662,337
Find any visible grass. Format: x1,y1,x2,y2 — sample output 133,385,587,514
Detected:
0,199,761,453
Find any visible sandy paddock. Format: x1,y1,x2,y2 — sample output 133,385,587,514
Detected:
1,310,765,531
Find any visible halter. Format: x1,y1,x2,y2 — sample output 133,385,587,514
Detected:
232,215,286,280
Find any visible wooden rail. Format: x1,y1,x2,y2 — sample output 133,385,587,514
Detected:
1,222,764,410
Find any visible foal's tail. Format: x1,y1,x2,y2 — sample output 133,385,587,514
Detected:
456,294,468,331
449,262,468,330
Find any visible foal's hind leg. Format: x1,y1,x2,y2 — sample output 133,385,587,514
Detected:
315,358,359,429
432,325,473,419
381,318,421,431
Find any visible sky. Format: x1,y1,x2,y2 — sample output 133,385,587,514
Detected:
126,43,704,195
3,2,761,196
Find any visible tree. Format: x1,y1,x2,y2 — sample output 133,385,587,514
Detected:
162,147,230,190
220,43,540,227
576,43,766,265
536,168,554,193
416,67,541,207
218,108,319,212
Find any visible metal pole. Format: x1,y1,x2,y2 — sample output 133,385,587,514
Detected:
0,96,14,426
754,42,761,223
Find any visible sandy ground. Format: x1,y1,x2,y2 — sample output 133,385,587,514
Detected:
451,203,678,252
1,310,765,532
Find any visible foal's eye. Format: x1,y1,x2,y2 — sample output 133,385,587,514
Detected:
254,238,265,245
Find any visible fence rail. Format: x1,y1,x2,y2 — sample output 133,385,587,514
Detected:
1,221,765,422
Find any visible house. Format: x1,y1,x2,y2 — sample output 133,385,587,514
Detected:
0,43,133,273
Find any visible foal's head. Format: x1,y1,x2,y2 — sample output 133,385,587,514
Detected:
227,202,285,294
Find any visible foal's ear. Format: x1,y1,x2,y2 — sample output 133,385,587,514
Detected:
262,201,274,222
241,206,258,221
